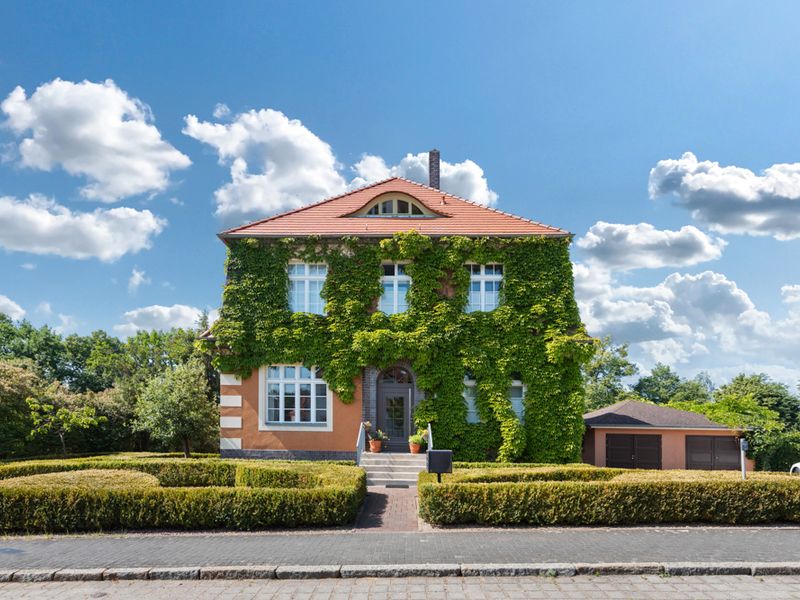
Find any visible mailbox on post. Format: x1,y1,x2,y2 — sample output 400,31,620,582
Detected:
427,449,453,483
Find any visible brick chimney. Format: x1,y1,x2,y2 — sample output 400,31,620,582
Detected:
428,148,440,189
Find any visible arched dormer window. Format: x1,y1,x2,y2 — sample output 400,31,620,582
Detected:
351,193,438,218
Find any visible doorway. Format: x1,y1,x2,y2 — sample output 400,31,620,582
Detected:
376,366,415,452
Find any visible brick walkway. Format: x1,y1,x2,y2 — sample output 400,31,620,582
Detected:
355,487,420,531
2,526,800,569
4,575,800,599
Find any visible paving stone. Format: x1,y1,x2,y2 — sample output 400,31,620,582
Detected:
341,564,460,577
200,565,277,579
574,562,662,575
148,566,200,580
460,563,576,577
275,565,341,579
103,567,151,580
11,569,55,582
52,568,105,581
663,562,752,576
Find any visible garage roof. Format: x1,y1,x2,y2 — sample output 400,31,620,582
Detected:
584,400,729,429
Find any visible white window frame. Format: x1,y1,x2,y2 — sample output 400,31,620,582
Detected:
363,197,430,217
258,364,333,432
288,261,327,315
466,263,503,312
509,378,526,422
379,262,411,314
463,376,482,424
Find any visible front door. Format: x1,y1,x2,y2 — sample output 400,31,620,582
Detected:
376,366,414,452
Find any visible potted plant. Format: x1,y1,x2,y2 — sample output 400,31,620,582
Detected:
369,429,388,453
408,433,425,454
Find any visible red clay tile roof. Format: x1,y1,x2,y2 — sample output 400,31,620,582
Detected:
583,400,730,429
219,178,569,239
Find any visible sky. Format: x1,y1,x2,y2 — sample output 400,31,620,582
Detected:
1,1,799,385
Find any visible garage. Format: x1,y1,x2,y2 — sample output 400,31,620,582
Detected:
606,434,662,469
686,435,741,470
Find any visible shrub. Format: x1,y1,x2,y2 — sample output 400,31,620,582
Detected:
0,454,366,533
0,469,160,490
418,466,800,526
758,432,800,472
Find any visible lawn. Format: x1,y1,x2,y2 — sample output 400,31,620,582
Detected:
0,453,365,533
419,463,800,526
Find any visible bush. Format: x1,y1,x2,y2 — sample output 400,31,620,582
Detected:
0,454,366,533
418,465,800,526
758,432,800,471
0,469,160,490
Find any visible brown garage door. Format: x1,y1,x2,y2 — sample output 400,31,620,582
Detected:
686,436,740,470
606,434,662,469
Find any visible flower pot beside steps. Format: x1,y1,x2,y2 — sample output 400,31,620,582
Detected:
369,439,383,453
408,433,425,454
368,429,388,453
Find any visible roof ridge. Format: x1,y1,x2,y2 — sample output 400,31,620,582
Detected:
393,177,570,235
220,177,401,235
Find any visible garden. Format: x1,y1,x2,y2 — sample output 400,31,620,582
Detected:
418,463,800,526
0,453,365,533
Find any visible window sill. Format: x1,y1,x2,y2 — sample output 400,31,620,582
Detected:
259,422,333,433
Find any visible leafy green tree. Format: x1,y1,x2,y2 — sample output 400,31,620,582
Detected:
0,359,43,457
134,360,217,457
582,337,639,410
715,374,800,430
27,384,106,455
633,363,682,404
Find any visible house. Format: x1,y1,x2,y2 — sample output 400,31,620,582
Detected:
582,399,755,470
209,150,591,462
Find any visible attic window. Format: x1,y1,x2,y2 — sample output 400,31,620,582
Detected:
361,197,429,217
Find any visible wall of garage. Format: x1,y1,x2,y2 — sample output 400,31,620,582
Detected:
583,427,756,470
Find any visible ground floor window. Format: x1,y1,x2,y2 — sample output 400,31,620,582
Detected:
265,365,328,425
462,373,526,423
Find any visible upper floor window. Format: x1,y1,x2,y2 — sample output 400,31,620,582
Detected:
365,197,426,217
265,365,328,425
379,263,410,314
288,262,327,315
466,263,503,312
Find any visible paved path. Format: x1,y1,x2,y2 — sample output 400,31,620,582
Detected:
355,487,420,531
4,574,800,599
2,526,800,569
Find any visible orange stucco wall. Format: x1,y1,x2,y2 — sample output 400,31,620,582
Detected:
583,427,756,470
219,368,363,452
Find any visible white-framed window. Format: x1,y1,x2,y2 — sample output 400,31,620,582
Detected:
463,374,481,424
365,198,426,217
379,263,410,314
466,263,503,312
509,375,525,421
264,365,329,426
288,262,327,315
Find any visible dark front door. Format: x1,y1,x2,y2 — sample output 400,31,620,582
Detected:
376,366,414,452
606,434,662,469
686,436,740,470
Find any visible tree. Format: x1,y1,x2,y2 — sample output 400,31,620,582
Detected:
715,374,800,430
633,363,682,404
582,337,639,410
134,360,217,457
27,383,106,455
0,359,43,457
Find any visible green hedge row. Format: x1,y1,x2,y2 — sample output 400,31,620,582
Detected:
0,455,366,533
418,467,800,526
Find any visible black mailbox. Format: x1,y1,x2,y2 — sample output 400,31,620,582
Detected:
427,449,453,482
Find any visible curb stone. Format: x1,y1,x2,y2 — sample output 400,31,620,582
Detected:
148,567,200,580
275,565,341,579
0,571,15,583
103,567,150,580
751,563,800,576
341,564,461,578
574,562,662,575
200,566,277,580
461,563,576,577
11,569,55,582
53,568,105,581
663,562,752,576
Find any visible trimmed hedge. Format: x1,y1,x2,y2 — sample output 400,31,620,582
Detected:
0,455,366,533
418,465,800,526
0,469,161,490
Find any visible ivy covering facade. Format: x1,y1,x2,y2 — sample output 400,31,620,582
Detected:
208,231,594,462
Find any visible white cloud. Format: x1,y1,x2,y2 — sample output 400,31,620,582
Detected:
53,313,77,335
576,222,726,270
183,108,346,223
36,301,52,316
128,267,151,293
781,284,800,304
2,78,191,202
20,262,35,270
649,151,800,240
0,194,165,261
0,294,25,320
351,152,498,206
183,106,499,224
212,103,230,119
113,303,214,336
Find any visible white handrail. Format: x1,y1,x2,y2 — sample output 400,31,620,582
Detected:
427,422,433,451
355,422,366,466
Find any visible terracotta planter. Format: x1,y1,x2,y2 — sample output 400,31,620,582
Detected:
409,443,422,454
369,439,383,453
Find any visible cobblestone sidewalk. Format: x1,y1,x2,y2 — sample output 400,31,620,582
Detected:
3,574,800,599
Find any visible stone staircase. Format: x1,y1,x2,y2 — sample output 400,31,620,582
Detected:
360,452,427,487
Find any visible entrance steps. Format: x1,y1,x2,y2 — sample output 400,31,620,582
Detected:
360,452,427,487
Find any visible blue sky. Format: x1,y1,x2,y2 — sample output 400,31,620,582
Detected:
1,1,800,384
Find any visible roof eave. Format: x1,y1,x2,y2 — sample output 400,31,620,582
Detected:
218,231,571,242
